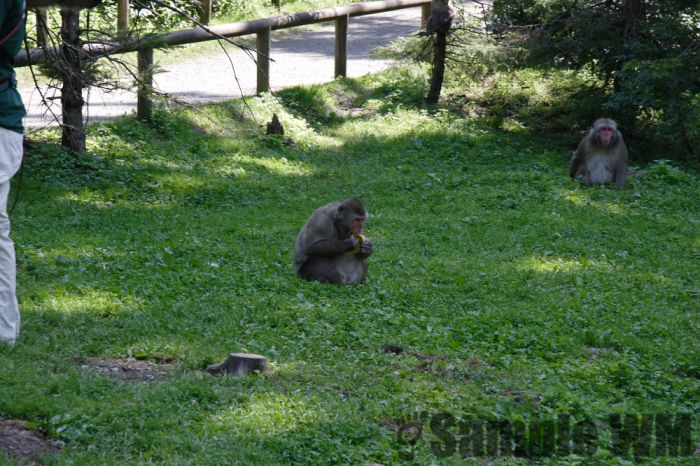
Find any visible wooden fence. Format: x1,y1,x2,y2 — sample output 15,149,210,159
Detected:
16,0,431,121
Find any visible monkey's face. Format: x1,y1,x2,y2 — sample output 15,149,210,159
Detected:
336,199,367,237
591,118,618,146
598,126,615,145
350,214,366,235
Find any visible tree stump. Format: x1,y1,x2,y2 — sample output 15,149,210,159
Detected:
206,353,268,376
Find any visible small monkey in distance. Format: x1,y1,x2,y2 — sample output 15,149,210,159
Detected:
569,118,628,189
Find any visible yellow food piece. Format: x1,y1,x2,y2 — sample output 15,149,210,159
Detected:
347,234,365,255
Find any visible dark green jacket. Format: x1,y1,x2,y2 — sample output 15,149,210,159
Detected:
0,0,26,134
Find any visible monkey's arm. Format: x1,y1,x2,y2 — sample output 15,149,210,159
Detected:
356,240,373,259
301,218,356,258
306,236,356,257
569,147,584,179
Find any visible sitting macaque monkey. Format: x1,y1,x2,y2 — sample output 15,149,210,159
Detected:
294,198,373,284
569,118,628,188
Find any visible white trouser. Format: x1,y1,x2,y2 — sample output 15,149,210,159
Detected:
0,127,22,345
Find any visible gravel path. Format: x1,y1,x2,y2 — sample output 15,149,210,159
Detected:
19,7,423,128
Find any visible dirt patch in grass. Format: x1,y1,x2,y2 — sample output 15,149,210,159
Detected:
0,419,59,464
382,344,440,362
382,344,486,380
334,92,373,118
79,358,176,382
382,344,447,374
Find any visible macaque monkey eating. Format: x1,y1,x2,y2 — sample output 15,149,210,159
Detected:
569,118,628,188
294,198,374,284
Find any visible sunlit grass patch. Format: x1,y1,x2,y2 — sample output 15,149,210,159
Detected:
241,154,315,177
515,256,615,274
210,392,321,435
559,188,629,215
29,288,135,317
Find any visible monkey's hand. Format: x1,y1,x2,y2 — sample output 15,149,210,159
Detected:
343,235,362,255
346,235,373,257
357,240,373,258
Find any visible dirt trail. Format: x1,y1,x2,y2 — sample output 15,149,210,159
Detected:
19,7,423,128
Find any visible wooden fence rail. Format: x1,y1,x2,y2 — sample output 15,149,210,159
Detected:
16,0,430,120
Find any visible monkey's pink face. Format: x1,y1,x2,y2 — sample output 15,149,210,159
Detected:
599,126,614,145
351,215,366,235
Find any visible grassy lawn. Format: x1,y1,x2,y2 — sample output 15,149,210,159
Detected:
1,68,699,464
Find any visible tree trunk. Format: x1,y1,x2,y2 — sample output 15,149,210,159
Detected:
60,8,86,152
623,0,642,43
117,0,129,32
676,111,699,162
197,0,211,25
137,47,153,121
425,0,455,105
427,30,447,105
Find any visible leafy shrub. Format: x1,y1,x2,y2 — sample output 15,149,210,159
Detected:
454,68,607,135
639,159,692,185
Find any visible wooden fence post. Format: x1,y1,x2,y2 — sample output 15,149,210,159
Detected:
334,13,348,78
118,0,129,32
137,47,153,121
421,3,431,29
198,0,212,25
36,8,49,46
256,27,271,94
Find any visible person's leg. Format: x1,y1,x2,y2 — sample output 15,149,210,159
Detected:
0,180,19,345
0,129,22,346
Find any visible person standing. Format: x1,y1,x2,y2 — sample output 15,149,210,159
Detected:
0,0,26,346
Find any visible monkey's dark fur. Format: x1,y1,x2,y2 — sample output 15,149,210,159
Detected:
569,118,628,188
294,199,373,284
426,0,456,35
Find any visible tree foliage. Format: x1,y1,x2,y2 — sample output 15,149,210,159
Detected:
488,0,700,161
101,0,256,31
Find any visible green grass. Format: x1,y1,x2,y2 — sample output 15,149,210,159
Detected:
1,67,699,465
